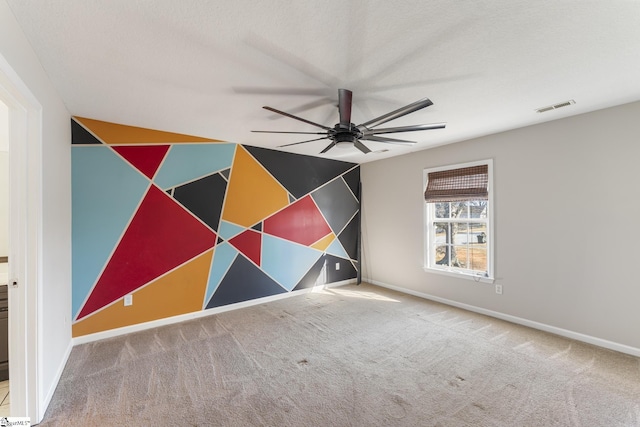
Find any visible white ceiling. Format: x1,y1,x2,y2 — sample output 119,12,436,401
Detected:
6,0,640,163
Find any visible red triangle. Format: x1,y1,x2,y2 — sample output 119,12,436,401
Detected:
112,145,170,179
263,195,332,246
77,185,217,319
229,229,262,266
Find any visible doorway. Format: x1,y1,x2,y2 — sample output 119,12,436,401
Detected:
0,54,41,421
0,96,8,416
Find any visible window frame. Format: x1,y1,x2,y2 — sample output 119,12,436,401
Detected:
423,159,494,283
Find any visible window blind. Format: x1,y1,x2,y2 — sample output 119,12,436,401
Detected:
424,164,488,202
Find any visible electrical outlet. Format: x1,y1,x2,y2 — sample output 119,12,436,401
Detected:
495,284,503,295
335,262,340,270
124,294,133,306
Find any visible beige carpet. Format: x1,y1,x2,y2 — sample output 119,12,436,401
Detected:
40,283,640,426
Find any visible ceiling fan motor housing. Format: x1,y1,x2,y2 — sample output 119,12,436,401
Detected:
333,123,362,143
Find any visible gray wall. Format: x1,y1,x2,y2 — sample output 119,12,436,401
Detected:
361,101,640,351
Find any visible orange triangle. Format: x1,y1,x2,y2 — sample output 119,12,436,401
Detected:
74,117,223,144
311,233,335,252
222,146,289,227
72,249,213,337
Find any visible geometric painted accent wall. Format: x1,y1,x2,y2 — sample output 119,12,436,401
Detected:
71,117,360,337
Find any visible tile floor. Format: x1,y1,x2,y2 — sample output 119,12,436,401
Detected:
0,380,9,417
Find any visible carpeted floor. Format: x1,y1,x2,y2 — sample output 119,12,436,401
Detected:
40,283,640,426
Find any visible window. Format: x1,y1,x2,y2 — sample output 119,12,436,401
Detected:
423,160,493,282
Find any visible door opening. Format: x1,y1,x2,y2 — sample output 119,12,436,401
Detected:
0,54,41,422
0,97,9,416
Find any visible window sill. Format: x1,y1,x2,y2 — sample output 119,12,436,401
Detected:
423,267,495,284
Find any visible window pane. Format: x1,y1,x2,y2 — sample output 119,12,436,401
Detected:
452,222,468,244
434,245,449,265
451,201,468,218
434,222,447,245
468,245,487,272
435,202,450,218
469,201,487,218
470,223,486,244
453,245,468,268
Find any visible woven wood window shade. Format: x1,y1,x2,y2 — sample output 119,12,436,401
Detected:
424,165,488,202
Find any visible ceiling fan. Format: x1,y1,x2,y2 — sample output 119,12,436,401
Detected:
252,89,446,154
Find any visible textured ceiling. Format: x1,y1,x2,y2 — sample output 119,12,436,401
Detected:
6,0,640,163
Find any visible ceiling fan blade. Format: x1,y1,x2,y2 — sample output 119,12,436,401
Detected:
278,137,330,148
361,123,446,135
263,106,332,131
320,141,336,154
361,135,417,145
358,98,433,129
252,130,328,135
354,140,372,154
338,88,353,125
268,97,334,119
233,86,330,96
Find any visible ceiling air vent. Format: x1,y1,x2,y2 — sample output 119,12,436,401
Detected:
536,100,575,113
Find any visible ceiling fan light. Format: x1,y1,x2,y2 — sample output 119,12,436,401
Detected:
334,141,354,149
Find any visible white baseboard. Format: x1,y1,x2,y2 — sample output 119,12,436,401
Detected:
39,338,74,423
365,278,640,358
73,279,355,346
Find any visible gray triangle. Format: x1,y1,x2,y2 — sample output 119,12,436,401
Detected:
311,178,359,235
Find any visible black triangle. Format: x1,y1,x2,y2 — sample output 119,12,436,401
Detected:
217,236,224,245
293,255,326,291
342,167,360,201
220,168,231,180
251,222,263,232
173,174,227,232
71,119,102,145
325,254,358,284
289,194,296,203
205,255,286,309
337,212,359,260
244,145,357,199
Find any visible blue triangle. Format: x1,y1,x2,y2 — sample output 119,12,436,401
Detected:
218,220,245,240
72,146,148,318
204,242,238,305
155,144,236,189
261,235,323,291
326,238,350,259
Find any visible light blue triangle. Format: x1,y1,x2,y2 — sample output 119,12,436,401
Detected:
326,238,350,259
218,220,245,240
204,242,238,305
72,146,149,318
261,235,323,291
154,143,236,189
